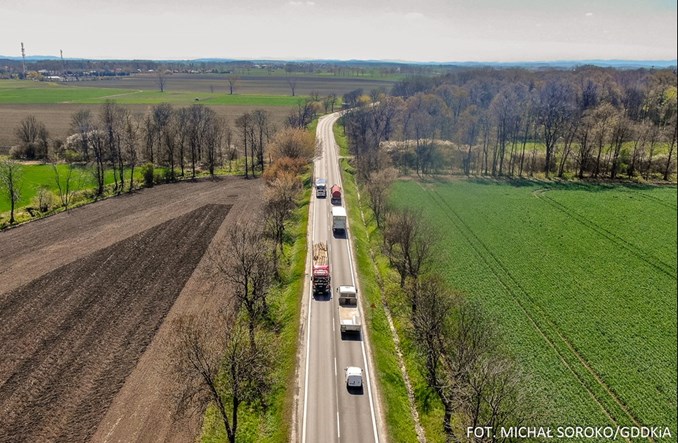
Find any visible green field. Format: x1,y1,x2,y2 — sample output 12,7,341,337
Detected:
389,179,677,435
0,80,305,106
0,163,143,213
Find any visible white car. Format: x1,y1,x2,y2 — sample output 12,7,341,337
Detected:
345,366,363,388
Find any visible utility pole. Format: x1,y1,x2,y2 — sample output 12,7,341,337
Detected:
21,42,26,77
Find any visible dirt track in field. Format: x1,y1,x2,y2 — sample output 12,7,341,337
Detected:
0,177,263,443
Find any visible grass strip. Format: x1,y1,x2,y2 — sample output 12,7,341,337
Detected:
200,176,310,442
334,121,420,442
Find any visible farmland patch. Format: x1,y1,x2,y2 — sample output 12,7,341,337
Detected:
0,204,229,442
390,180,677,434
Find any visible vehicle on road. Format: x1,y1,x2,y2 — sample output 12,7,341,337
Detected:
312,242,330,295
331,206,347,234
315,178,327,198
337,285,361,333
330,184,342,204
345,366,363,388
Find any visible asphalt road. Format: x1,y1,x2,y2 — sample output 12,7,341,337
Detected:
299,112,382,443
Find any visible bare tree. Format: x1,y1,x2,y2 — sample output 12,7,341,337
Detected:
14,115,49,160
457,105,480,176
589,103,616,178
52,163,77,211
252,109,272,172
89,129,107,197
409,275,456,437
286,76,298,97
123,112,139,191
323,93,337,113
383,207,438,288
151,103,176,180
142,113,156,164
100,101,127,193
223,124,237,172
664,116,677,181
0,160,22,224
536,80,575,178
204,111,223,177
367,167,398,228
157,71,167,93
286,99,319,129
211,217,275,347
226,75,239,95
235,112,253,178
412,289,535,442
264,172,301,258
609,114,631,179
167,310,272,443
575,109,595,179
70,109,93,161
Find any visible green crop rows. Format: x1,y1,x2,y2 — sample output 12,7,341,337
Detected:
389,179,677,435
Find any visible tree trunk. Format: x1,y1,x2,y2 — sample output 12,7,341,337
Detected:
664,127,676,181
10,194,15,224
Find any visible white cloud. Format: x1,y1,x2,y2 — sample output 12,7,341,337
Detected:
585,12,594,17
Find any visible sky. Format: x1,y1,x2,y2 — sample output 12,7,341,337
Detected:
0,0,676,62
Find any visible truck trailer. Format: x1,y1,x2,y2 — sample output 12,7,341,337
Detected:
312,242,330,295
331,206,347,234
330,184,342,204
337,285,361,334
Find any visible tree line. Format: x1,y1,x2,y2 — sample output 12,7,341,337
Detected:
164,124,315,443
2,94,323,226
342,66,677,182
354,167,539,441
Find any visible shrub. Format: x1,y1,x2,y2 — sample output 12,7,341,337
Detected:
268,127,316,162
9,145,27,159
63,149,83,163
262,156,309,184
32,187,58,213
140,163,154,187
163,168,174,183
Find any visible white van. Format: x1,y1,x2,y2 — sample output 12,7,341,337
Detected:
345,366,363,388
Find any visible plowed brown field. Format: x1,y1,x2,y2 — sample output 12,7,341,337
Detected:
0,177,262,443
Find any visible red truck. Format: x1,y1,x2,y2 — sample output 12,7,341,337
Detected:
330,184,342,204
312,242,330,294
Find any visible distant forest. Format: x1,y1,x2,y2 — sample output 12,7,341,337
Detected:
343,66,677,181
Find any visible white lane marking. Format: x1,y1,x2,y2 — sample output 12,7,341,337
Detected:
333,112,380,443
337,411,341,438
334,357,338,377
302,152,321,443
332,316,335,332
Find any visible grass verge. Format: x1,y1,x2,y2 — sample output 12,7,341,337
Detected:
200,121,318,443
335,120,420,442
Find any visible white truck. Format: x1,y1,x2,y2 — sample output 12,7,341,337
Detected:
331,206,347,235
337,285,361,334
345,366,363,388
